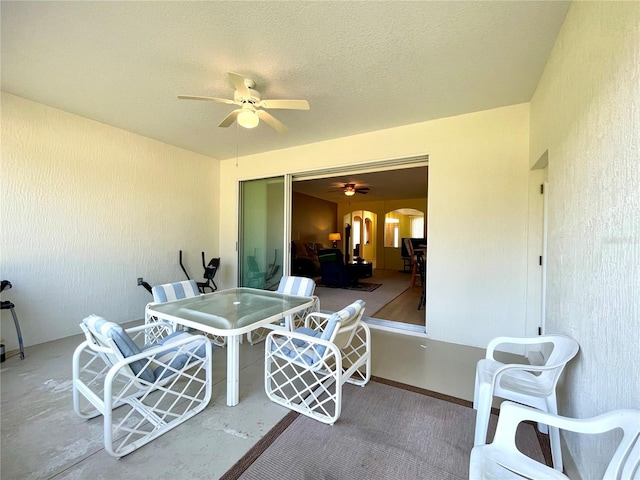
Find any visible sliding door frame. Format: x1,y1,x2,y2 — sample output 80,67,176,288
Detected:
289,154,429,336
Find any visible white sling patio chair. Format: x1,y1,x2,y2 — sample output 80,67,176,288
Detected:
146,279,226,347
247,275,320,345
473,334,579,472
470,401,640,479
72,314,212,458
264,299,371,425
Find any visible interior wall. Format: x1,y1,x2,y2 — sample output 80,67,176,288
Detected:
218,103,530,349
0,93,220,348
529,2,640,478
337,197,427,271
291,192,337,246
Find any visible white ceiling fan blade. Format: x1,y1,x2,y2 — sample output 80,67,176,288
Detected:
259,99,310,110
228,72,251,97
177,95,236,105
257,110,288,133
218,109,242,128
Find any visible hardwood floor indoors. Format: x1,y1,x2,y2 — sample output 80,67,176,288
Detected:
314,269,426,329
372,284,425,326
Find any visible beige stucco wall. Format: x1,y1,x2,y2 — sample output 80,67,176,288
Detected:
529,2,640,477
0,93,220,348
219,103,531,349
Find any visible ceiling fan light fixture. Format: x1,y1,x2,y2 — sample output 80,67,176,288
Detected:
179,72,309,132
344,189,356,196
237,109,259,129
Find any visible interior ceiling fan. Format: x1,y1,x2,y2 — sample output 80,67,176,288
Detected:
340,183,370,196
178,72,309,134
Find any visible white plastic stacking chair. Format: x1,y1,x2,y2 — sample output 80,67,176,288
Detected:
473,334,579,472
264,299,371,425
146,279,226,347
470,401,640,480
72,314,212,458
247,275,320,345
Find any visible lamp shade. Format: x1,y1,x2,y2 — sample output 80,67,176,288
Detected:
237,109,259,129
329,232,341,248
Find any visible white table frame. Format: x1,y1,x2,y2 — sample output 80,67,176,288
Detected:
146,288,314,407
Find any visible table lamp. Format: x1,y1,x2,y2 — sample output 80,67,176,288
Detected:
328,232,341,248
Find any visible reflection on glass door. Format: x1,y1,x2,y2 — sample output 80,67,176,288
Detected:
239,176,284,290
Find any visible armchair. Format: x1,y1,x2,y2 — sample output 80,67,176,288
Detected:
317,248,356,287
470,402,640,479
72,315,212,458
473,334,580,471
264,299,371,424
147,279,226,347
247,275,320,345
291,241,323,277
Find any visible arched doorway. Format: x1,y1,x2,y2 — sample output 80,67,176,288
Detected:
343,210,376,265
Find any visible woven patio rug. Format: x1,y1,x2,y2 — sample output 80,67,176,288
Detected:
220,377,551,480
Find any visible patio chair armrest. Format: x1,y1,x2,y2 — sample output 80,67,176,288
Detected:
490,361,566,390
486,335,552,359
490,352,577,390
125,321,175,345
265,329,340,368
304,311,332,330
267,329,336,349
124,321,173,335
492,402,638,447
105,333,212,386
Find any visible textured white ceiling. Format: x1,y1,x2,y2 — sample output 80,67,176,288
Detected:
1,1,569,161
293,166,429,203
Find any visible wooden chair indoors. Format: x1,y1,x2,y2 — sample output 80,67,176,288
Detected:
403,238,425,288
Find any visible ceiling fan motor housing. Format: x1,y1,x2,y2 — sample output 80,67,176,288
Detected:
234,88,261,105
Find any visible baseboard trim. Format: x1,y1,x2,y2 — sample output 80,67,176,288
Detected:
364,316,427,337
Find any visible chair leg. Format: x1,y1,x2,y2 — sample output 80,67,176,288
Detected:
474,401,492,445
9,307,24,359
546,396,564,472
473,384,493,445
473,370,480,409
410,262,418,287
417,281,426,310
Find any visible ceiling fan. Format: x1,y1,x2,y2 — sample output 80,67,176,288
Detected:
178,72,309,133
341,183,370,196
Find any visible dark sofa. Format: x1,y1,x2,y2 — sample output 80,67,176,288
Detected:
317,248,356,287
291,241,323,277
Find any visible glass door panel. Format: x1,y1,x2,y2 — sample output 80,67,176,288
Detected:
239,176,284,290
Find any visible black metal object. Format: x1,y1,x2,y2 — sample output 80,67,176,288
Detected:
1,280,25,360
199,255,219,293
416,253,426,311
180,251,219,293
139,281,153,295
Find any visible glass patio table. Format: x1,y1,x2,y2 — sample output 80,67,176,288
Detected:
147,287,314,406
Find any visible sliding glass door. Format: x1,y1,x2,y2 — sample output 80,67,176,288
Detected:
238,176,286,290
